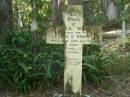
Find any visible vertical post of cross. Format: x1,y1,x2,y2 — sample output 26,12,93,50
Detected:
46,0,102,97
47,4,87,97
64,5,84,97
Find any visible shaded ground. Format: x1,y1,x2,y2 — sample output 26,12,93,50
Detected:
84,74,130,97
1,73,130,97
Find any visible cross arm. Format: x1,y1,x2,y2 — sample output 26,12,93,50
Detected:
46,26,65,44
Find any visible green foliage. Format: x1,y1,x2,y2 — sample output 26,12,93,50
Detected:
86,0,130,25
114,0,130,21
83,45,109,85
13,0,51,28
0,10,7,21
0,30,110,92
0,30,64,93
105,50,130,75
1,0,130,94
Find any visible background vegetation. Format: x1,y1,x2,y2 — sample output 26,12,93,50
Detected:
0,0,130,94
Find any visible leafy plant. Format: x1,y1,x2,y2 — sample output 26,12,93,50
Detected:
82,45,109,85
0,30,64,93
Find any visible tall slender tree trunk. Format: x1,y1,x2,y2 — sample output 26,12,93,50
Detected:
7,0,13,30
0,0,13,43
52,0,64,26
68,0,82,5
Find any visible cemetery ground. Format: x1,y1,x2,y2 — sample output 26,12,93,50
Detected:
0,40,130,97
1,65,130,97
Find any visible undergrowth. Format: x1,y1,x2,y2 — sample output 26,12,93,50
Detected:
0,30,111,93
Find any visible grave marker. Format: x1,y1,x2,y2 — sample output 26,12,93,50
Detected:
47,5,92,97
64,5,84,96
121,21,127,49
30,19,38,53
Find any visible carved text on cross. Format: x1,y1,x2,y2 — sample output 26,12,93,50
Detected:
64,6,85,96
46,5,93,97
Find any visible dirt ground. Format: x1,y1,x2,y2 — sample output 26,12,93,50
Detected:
1,73,130,97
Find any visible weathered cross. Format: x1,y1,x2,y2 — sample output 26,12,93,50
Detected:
46,4,101,97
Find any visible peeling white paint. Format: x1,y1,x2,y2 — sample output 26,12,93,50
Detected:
46,5,102,97
64,5,84,96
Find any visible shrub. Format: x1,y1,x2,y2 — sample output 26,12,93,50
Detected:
82,44,109,85
0,30,64,93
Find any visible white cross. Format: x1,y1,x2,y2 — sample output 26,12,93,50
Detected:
46,5,101,97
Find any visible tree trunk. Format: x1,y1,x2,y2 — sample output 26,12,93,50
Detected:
52,0,64,26
68,0,82,5
0,0,13,44
52,0,82,26
7,0,13,30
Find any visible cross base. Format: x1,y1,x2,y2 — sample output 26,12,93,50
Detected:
53,93,90,97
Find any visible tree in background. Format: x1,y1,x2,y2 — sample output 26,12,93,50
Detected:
0,0,13,43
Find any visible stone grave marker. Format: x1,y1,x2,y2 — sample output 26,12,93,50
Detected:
64,5,85,96
46,4,102,97
30,19,38,53
121,21,127,49
47,5,89,97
